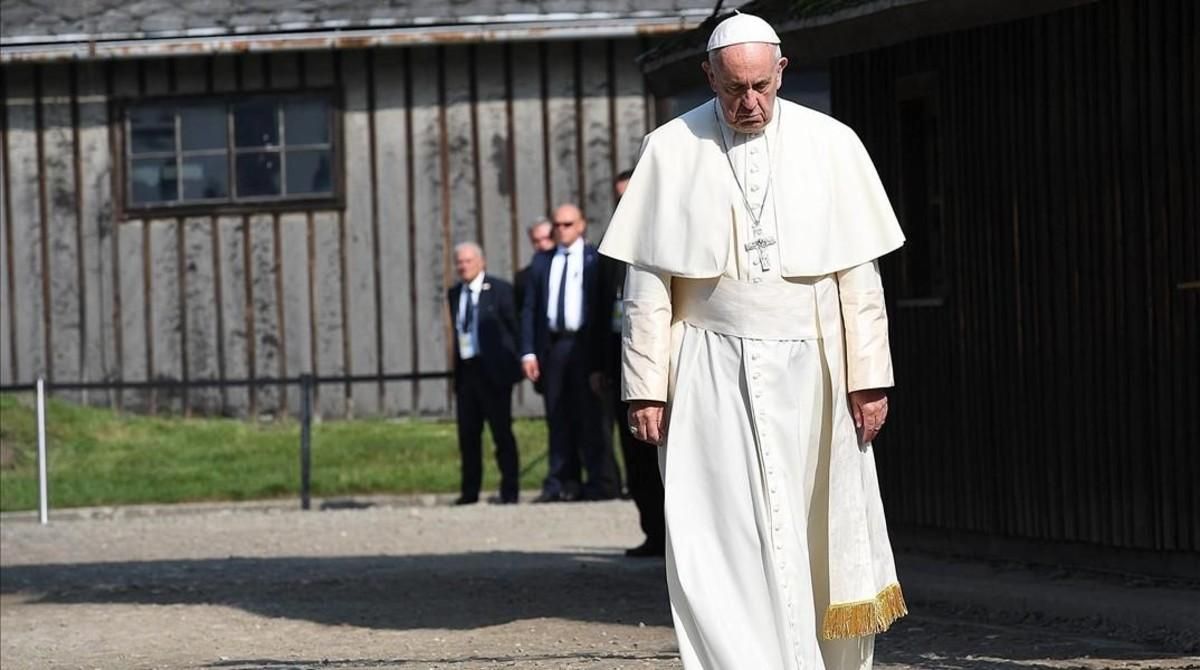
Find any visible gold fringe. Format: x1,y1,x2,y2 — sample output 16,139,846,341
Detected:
820,583,908,640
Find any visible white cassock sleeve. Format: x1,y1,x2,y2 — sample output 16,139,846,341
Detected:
621,265,673,402
837,260,895,392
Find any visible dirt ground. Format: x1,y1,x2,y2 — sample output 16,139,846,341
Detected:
1,499,1196,670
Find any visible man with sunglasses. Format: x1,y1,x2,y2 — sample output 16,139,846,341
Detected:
520,204,616,503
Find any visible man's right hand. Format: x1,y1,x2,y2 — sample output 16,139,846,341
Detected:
628,400,667,446
522,357,540,383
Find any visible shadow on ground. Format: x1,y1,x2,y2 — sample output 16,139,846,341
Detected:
3,552,1194,669
1,551,671,631
875,615,1198,669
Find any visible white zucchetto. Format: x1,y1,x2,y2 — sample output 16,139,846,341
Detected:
706,11,781,52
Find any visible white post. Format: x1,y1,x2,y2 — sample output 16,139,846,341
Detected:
36,377,49,525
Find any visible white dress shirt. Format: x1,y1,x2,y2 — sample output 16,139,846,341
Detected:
546,237,585,332
456,272,485,359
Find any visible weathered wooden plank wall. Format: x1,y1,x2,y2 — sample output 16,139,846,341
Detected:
372,48,413,418
110,58,147,412
3,65,46,387
339,49,379,417
41,63,82,403
0,39,655,420
509,44,551,417
409,46,448,416
831,0,1197,553
301,52,345,420
0,78,10,387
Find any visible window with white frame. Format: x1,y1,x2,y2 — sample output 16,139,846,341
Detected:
124,93,337,211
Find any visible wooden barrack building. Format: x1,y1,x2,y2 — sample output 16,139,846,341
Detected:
0,0,715,418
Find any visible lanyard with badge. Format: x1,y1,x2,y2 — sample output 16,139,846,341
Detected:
459,286,476,357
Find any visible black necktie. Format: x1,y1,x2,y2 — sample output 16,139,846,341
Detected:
555,250,569,332
461,286,474,334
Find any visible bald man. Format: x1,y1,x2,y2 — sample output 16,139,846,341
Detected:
520,203,616,503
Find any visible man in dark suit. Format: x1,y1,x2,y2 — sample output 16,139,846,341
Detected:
513,218,555,321
597,170,666,556
449,242,523,505
521,203,616,503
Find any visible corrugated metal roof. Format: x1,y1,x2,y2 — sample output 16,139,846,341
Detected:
0,0,720,44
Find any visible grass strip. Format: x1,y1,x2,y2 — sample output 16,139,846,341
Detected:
0,393,555,512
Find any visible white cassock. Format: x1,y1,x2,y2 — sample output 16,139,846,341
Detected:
599,97,908,670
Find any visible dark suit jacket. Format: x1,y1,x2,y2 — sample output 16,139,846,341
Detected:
595,254,628,380
513,264,533,324
448,274,523,391
520,243,605,373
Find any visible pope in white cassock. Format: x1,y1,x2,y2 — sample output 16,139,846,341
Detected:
598,12,908,670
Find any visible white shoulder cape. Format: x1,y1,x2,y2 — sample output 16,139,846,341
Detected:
598,98,905,278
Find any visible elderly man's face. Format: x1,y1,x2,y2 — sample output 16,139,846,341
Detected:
528,222,555,253
454,246,484,283
703,42,787,133
551,204,586,248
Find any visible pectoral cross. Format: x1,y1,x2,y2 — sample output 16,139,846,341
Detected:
744,236,777,272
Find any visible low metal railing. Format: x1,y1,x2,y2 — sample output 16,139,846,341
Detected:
1,371,453,523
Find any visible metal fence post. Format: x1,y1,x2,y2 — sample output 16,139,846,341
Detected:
36,377,49,525
299,374,313,510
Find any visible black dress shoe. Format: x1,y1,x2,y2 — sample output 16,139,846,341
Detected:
531,491,561,503
487,495,518,505
625,540,665,558
561,482,583,502
453,496,479,506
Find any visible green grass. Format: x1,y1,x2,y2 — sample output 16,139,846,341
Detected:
0,393,554,512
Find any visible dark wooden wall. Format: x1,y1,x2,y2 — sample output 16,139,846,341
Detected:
832,0,1198,553
0,40,656,418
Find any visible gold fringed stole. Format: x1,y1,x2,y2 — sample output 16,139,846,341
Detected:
820,583,908,640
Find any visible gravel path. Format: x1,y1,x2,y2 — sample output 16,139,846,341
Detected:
2,500,1196,669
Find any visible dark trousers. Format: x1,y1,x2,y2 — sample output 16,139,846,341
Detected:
455,359,519,502
541,335,616,499
610,380,666,547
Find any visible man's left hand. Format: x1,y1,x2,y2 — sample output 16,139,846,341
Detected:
850,388,889,444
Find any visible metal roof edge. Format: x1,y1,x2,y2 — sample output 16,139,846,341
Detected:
638,0,922,72
0,10,712,56
641,0,1101,96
